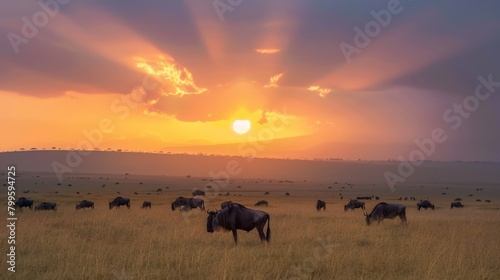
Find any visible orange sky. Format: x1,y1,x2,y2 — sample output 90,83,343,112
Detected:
1,1,500,160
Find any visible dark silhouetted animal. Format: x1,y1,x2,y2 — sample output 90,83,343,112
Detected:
180,198,205,211
75,200,94,210
141,201,152,209
221,201,233,209
206,203,270,244
35,202,57,211
192,190,205,196
450,201,464,209
356,196,372,200
285,193,290,196
109,197,130,209
255,200,268,207
15,197,33,211
344,199,365,211
171,197,189,211
375,196,380,200
454,198,462,201
364,203,406,225
485,200,491,203
417,200,434,210
316,200,326,211
264,192,269,195
476,199,481,202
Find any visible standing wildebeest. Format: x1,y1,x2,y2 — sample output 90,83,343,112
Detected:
35,202,57,211
141,201,152,209
171,196,189,211
451,201,464,209
316,200,326,211
75,200,94,210
15,197,33,211
180,198,205,211
221,201,233,209
344,199,365,211
364,202,406,225
192,190,205,196
417,200,435,210
108,197,130,209
255,200,268,207
206,203,270,244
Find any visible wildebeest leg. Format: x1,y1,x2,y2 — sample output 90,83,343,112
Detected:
256,224,266,241
232,228,238,244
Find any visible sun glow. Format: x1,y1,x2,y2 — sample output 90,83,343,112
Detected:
232,120,251,135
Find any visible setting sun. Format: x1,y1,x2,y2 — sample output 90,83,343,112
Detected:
232,119,251,135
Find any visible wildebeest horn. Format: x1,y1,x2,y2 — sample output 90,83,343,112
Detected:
363,212,368,216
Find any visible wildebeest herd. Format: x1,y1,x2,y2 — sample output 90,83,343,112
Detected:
14,193,483,244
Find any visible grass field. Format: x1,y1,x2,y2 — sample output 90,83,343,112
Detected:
2,172,500,280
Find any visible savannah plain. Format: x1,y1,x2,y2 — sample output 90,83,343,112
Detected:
1,152,500,280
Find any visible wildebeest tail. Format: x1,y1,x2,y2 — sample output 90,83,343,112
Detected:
266,214,271,242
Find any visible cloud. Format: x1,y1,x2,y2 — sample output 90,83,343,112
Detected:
307,86,331,98
135,56,207,97
255,48,281,54
264,73,284,88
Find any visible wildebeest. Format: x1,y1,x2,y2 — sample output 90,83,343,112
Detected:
75,200,94,210
454,198,462,201
264,192,269,195
364,202,406,225
255,200,268,207
141,201,152,209
180,198,205,211
375,196,380,200
285,192,290,196
485,200,491,203
476,199,481,202
316,200,326,211
171,196,189,211
192,190,205,196
344,199,365,211
35,202,57,211
451,201,464,208
206,203,270,244
356,196,372,200
221,201,233,209
109,197,130,209
15,197,33,211
417,200,435,210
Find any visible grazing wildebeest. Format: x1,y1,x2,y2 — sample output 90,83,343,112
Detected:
375,196,380,200
180,198,205,211
206,203,270,244
417,200,435,210
171,197,189,211
156,188,162,192
35,202,57,211
454,198,462,201
450,201,464,209
192,190,205,196
141,201,152,209
285,193,290,196
364,203,406,225
15,197,33,211
476,199,482,202
264,192,269,195
221,201,233,209
316,200,326,211
344,199,365,211
485,200,491,203
255,200,268,207
75,200,94,210
109,197,130,209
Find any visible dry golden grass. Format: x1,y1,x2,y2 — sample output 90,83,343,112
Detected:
1,173,500,279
